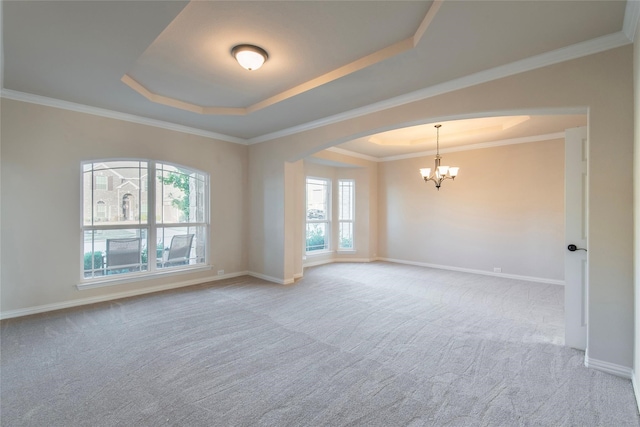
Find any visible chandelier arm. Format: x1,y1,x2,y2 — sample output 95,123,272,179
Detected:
424,175,455,182
423,175,445,190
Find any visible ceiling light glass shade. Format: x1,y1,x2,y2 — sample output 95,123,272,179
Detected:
231,44,268,71
420,168,431,178
438,166,449,176
449,167,459,177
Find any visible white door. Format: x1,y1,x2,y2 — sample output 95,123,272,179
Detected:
564,126,588,350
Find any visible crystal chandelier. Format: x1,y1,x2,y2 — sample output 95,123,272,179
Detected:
419,124,459,190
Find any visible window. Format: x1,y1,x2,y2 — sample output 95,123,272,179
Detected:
82,160,209,281
96,201,106,220
306,177,330,253
338,179,355,250
155,163,208,269
95,175,108,190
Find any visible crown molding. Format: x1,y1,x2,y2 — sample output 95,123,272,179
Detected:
0,89,247,145
381,132,565,162
623,0,640,42
248,31,629,145
326,147,381,163
331,132,565,163
121,74,247,116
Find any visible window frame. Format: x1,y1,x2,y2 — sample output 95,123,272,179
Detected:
337,179,355,251
79,159,210,289
305,176,331,254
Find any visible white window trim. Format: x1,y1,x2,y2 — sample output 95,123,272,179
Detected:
338,179,355,251
306,249,335,257
80,159,210,287
305,176,331,254
77,265,212,290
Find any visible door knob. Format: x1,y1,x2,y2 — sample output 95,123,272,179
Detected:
567,244,587,252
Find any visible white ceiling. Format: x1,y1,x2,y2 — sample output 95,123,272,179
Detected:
1,0,635,158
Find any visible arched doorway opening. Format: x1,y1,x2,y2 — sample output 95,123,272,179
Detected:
297,110,589,349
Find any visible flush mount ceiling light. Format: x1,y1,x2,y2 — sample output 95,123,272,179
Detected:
419,124,459,190
231,44,268,71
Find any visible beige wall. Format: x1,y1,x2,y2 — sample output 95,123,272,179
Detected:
379,139,565,281
249,46,634,368
633,20,640,394
1,99,248,313
248,142,287,282
284,159,305,281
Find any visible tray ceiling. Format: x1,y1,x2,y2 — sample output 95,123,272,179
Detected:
1,0,632,157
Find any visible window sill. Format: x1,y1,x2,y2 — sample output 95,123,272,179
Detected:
77,265,212,290
305,250,334,257
337,249,356,253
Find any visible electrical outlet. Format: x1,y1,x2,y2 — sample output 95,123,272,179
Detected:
493,267,502,273
217,269,224,276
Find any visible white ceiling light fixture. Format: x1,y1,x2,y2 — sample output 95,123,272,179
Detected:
419,124,459,190
231,44,268,71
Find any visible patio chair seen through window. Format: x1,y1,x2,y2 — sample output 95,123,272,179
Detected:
106,238,142,274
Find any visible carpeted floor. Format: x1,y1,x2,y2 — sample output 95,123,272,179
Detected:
1,262,639,426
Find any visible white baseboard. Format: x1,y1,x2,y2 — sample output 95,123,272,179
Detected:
303,258,334,268
585,355,633,379
377,257,565,286
0,271,249,320
632,372,640,415
247,271,294,285
304,257,376,268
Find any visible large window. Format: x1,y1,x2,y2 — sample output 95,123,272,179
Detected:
82,160,209,281
338,179,355,250
306,177,330,253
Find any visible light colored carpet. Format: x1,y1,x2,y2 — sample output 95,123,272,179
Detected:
1,262,638,426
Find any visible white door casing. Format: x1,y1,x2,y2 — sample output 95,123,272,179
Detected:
564,126,588,351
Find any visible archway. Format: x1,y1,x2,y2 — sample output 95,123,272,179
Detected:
298,110,589,348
